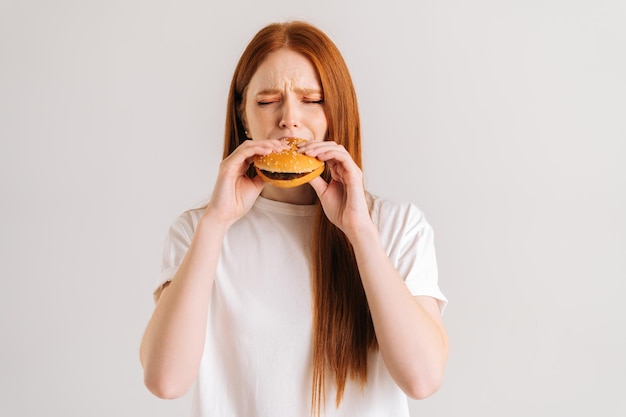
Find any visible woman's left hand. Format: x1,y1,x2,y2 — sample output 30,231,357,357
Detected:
303,141,448,398
299,140,372,237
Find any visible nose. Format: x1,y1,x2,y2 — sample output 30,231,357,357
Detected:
279,100,300,129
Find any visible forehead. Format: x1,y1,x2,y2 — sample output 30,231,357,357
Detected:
247,49,321,92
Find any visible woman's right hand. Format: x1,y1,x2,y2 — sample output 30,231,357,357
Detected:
142,140,291,399
204,139,288,226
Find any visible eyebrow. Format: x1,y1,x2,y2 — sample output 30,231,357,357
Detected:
255,87,323,96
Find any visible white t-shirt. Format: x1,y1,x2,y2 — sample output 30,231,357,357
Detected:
156,195,447,417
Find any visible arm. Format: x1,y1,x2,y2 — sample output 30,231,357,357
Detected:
139,139,289,399
348,224,448,399
304,141,448,399
139,213,227,399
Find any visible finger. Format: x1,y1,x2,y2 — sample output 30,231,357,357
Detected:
300,142,352,163
224,140,290,172
297,140,339,154
299,141,362,186
236,139,290,161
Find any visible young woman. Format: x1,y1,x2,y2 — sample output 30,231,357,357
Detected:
140,20,448,417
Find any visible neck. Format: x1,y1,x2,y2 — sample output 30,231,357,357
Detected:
260,184,317,205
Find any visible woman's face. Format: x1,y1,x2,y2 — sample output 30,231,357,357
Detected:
243,48,328,143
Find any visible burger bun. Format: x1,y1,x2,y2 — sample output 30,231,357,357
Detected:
253,138,325,188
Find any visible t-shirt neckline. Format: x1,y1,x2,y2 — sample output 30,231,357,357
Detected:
254,196,318,217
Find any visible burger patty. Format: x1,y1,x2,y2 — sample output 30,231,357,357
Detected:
259,169,308,180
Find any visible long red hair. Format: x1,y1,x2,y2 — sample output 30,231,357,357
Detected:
223,21,376,413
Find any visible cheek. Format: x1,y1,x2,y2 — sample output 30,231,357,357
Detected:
314,111,329,133
246,109,268,130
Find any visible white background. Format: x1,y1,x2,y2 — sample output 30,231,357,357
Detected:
1,0,625,416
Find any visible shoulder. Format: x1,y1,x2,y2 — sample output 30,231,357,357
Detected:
166,206,206,241
367,193,428,230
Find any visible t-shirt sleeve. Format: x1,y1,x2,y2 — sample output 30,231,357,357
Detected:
153,210,197,301
375,199,448,313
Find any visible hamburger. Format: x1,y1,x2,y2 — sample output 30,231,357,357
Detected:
253,138,325,188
